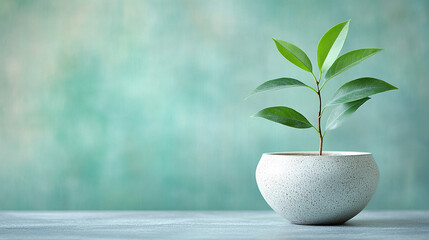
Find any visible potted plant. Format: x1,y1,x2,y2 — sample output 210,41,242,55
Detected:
248,20,397,225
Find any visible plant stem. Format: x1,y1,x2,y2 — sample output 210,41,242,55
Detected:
316,81,323,156
311,72,324,155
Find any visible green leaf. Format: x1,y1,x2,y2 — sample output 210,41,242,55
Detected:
247,78,310,98
328,77,398,105
317,20,350,72
325,48,383,80
252,106,313,129
326,97,370,130
273,39,312,72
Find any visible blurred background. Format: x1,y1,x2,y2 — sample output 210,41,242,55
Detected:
0,0,428,210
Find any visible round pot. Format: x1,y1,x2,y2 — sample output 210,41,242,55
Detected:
255,151,379,225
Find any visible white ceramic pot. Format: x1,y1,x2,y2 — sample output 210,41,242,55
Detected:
256,152,379,225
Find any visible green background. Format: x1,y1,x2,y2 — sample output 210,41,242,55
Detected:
0,0,428,210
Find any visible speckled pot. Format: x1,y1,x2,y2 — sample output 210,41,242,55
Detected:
256,152,379,225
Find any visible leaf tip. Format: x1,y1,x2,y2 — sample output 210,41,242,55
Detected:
343,19,351,29
343,19,351,26
387,82,399,90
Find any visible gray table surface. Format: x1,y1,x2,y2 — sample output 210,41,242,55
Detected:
0,211,428,239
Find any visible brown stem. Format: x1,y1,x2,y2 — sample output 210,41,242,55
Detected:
316,82,323,155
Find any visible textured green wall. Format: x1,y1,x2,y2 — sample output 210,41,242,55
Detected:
0,0,428,210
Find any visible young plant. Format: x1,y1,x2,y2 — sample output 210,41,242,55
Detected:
248,20,397,155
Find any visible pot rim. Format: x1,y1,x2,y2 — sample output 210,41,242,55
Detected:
262,151,372,157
